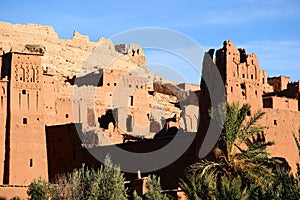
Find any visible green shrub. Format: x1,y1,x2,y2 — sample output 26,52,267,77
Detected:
27,177,49,200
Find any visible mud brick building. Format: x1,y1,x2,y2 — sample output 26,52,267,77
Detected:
0,40,299,199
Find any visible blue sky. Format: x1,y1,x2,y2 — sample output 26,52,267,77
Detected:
1,0,299,83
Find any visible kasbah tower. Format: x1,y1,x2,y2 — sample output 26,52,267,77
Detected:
211,40,300,172
0,52,48,185
0,23,299,198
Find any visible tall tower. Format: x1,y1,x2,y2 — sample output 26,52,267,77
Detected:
215,40,270,110
1,52,48,185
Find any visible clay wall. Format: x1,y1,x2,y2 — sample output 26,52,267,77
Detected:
287,81,300,99
268,76,290,92
215,40,268,109
261,109,300,173
0,79,7,184
183,105,198,132
0,185,28,199
1,52,48,185
46,123,201,190
210,40,300,173
263,96,298,111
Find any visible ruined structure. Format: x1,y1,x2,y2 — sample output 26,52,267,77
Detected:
209,40,300,173
0,22,199,199
0,22,299,199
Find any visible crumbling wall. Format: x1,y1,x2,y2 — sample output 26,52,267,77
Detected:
263,96,298,111
268,76,290,92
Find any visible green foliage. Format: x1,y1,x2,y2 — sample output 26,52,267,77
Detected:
216,176,251,200
133,190,143,200
28,155,128,200
198,103,274,184
181,105,300,200
179,171,216,200
88,155,128,200
144,175,169,200
262,167,300,200
27,177,49,200
181,102,278,199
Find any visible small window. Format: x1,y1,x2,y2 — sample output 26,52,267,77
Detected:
65,114,69,118
107,83,110,86
114,83,117,86
129,96,133,106
30,159,33,167
251,74,254,79
231,86,233,92
262,78,265,84
274,120,277,125
136,85,139,89
129,84,132,88
22,90,26,95
242,74,245,78
23,118,27,124
247,110,251,116
255,90,258,96
240,83,246,90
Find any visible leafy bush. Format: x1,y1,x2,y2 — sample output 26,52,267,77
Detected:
27,177,49,200
144,175,168,200
28,155,128,200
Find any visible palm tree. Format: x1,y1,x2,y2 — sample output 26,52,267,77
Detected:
180,102,276,199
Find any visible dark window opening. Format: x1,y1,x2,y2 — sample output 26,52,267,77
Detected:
255,90,258,96
30,159,33,167
136,85,139,89
231,86,233,92
262,78,265,84
23,118,27,124
132,50,135,56
98,109,116,129
107,83,110,86
129,84,132,88
126,115,133,132
22,89,26,95
242,74,245,78
274,120,277,125
129,96,133,106
65,114,69,118
114,83,117,86
240,83,246,90
247,110,251,116
251,74,254,79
